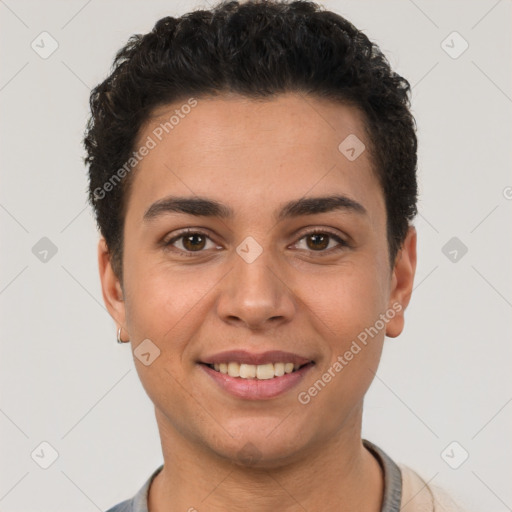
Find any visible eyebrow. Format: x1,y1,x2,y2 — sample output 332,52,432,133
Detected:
143,194,367,223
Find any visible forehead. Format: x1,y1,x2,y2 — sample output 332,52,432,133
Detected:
127,92,383,224
140,92,368,159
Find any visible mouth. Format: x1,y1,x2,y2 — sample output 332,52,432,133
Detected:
200,361,313,380
197,350,315,400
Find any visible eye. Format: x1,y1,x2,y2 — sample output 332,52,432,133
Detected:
293,229,348,254
163,229,219,256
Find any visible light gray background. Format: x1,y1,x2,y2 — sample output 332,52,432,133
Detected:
1,1,511,510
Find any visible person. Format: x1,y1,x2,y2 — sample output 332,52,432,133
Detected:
84,1,468,510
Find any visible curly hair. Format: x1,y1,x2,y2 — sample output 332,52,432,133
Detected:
84,0,418,283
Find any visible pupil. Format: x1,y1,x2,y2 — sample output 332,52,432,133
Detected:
308,233,328,250
184,234,205,251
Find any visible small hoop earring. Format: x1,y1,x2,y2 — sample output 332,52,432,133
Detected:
117,326,129,344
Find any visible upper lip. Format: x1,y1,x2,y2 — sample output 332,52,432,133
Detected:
200,350,314,366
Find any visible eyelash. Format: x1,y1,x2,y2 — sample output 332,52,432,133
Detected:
163,228,349,257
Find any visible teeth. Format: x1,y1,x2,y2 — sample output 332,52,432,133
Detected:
240,363,256,378
210,361,305,379
274,362,285,377
256,363,274,380
228,362,240,377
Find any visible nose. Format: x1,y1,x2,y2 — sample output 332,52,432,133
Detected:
215,246,296,331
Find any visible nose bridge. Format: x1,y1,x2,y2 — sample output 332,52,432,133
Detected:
215,237,295,329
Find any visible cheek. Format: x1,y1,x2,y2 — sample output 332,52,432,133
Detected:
297,261,386,339
121,263,213,426
124,257,188,329
295,263,386,401
122,259,226,361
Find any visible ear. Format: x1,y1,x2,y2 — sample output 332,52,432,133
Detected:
385,226,417,338
97,237,127,338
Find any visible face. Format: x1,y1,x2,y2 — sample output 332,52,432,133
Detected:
99,92,416,467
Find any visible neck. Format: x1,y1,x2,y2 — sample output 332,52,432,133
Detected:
148,406,383,512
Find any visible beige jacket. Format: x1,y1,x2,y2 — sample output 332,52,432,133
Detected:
400,464,469,511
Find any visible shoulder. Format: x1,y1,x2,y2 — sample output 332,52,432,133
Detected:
399,464,470,512
103,464,164,512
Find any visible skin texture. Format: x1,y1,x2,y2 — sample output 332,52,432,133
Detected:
98,92,417,511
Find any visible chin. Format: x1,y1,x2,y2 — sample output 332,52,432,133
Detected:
210,428,307,469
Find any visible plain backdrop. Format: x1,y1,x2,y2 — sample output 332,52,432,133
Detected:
0,1,511,511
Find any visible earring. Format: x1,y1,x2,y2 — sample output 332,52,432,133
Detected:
117,326,129,344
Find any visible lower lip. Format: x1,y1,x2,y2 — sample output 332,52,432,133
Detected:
199,363,314,400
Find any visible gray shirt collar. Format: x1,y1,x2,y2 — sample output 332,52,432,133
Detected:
107,439,402,512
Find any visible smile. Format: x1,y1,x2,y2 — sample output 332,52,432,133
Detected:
199,361,315,400
206,361,307,379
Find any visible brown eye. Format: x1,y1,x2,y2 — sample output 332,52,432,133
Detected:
164,230,219,256
306,233,330,251
181,233,206,251
294,229,348,254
